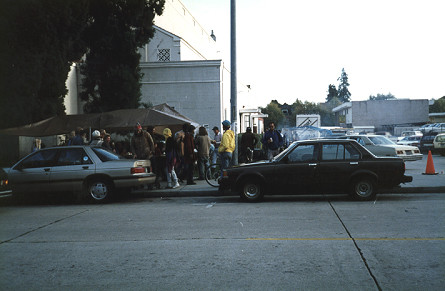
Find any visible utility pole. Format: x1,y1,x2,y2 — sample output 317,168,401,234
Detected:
230,0,238,165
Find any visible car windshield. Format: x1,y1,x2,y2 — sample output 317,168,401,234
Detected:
369,136,395,145
92,147,124,162
436,135,445,142
272,142,297,161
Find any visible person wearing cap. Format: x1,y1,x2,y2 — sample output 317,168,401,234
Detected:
218,120,235,175
131,123,154,160
240,127,257,163
211,126,222,165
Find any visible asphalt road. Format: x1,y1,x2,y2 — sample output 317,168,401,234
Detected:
0,192,444,290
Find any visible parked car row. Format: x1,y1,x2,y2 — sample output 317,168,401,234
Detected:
420,123,445,133
0,134,428,204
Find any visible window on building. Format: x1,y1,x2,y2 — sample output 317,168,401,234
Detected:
157,49,170,62
244,115,250,129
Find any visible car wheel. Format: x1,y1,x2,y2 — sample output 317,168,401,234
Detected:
350,177,376,201
83,178,112,203
240,178,264,202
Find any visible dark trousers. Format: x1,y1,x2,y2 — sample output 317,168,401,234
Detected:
184,162,194,183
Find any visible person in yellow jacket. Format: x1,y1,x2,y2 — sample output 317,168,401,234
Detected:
218,120,235,176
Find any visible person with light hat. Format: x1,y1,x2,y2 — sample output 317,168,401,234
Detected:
89,130,103,146
163,128,180,189
218,120,235,176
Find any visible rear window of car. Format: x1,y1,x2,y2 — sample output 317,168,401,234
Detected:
92,147,123,162
322,143,360,161
57,148,92,166
369,136,394,145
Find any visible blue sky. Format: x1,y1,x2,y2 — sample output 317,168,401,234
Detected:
182,0,445,107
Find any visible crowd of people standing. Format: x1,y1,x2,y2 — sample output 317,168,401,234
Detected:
58,119,283,189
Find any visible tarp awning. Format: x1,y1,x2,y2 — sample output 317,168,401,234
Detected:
0,105,199,137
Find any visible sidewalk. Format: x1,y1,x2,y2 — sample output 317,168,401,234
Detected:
138,154,445,198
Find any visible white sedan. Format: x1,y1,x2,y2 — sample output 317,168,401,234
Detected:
397,135,422,147
8,146,156,203
341,135,422,161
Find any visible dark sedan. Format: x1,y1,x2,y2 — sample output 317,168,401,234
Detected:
220,139,412,202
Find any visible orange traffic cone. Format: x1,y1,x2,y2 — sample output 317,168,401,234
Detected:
423,150,438,175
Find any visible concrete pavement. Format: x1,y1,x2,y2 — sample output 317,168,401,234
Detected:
139,153,445,198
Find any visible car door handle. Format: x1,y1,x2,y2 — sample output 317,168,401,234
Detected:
44,168,51,172
350,162,359,165
308,163,317,167
82,166,89,169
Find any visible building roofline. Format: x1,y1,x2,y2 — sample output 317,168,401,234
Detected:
332,102,352,113
140,60,223,68
153,25,181,40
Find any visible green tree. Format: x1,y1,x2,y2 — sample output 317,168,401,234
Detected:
0,0,88,129
326,84,338,102
369,93,396,100
80,0,165,113
430,96,445,113
261,101,285,127
337,68,351,102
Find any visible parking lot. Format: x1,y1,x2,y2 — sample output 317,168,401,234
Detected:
0,154,444,290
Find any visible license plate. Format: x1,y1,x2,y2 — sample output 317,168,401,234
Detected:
406,151,413,155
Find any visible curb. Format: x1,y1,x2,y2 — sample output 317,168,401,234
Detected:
381,186,445,194
137,186,445,198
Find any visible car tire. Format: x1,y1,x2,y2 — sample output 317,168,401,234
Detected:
350,177,376,201
82,178,113,203
240,178,264,202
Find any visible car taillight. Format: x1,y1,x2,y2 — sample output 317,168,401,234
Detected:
131,167,146,174
396,150,404,155
222,170,228,177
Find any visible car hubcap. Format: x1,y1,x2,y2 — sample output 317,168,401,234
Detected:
90,182,108,200
356,182,371,197
245,184,258,198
